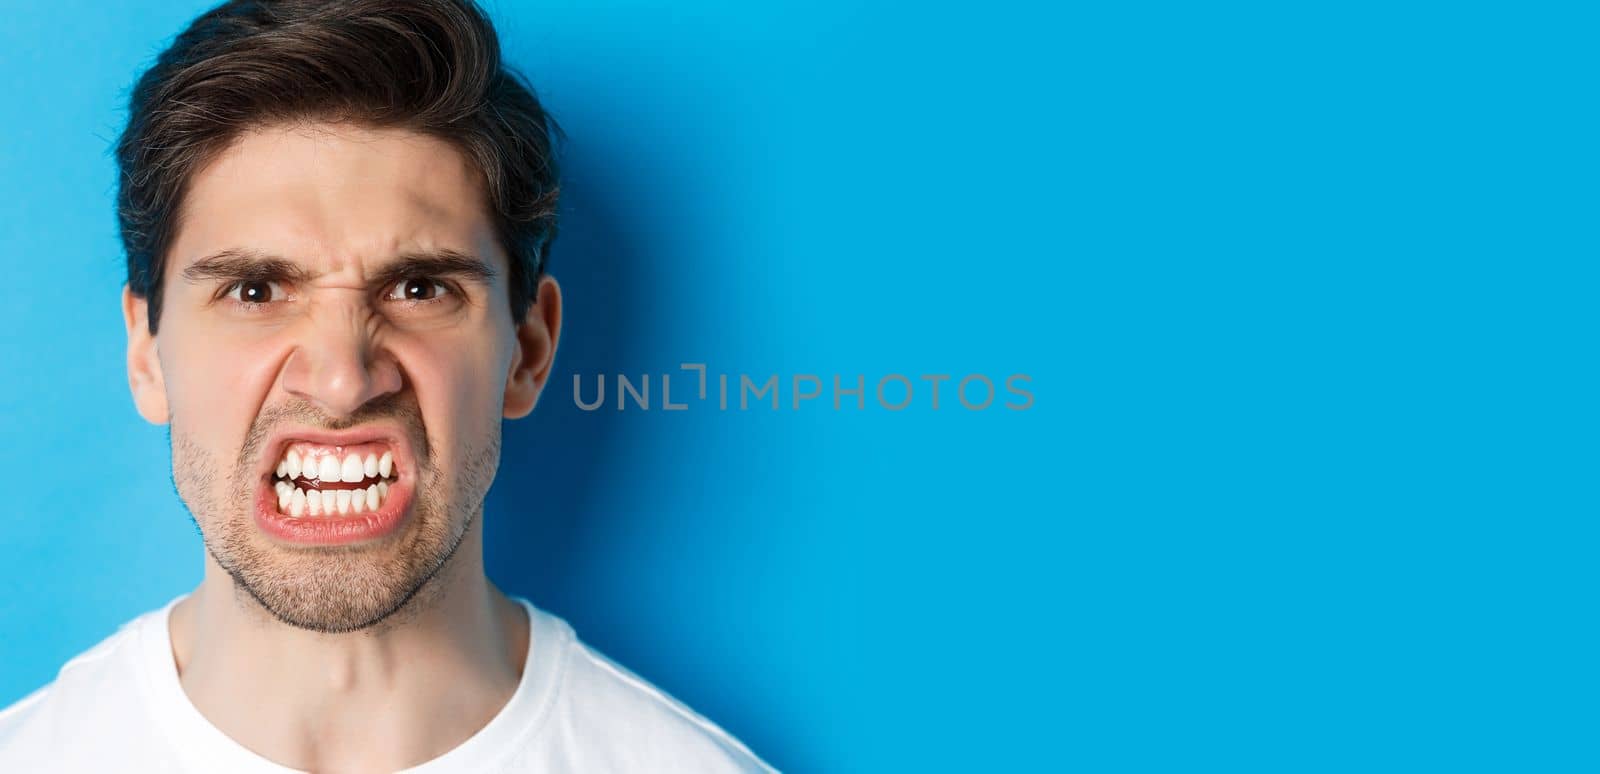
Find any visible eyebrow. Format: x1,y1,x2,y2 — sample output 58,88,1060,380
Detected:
181,249,314,285
180,248,498,289
369,250,498,290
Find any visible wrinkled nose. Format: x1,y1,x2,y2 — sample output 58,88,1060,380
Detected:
279,302,402,418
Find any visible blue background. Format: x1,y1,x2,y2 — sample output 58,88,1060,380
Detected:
0,1,1592,771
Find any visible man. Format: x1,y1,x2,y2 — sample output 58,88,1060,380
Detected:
0,1,772,772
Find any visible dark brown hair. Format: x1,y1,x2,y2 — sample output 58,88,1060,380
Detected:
117,0,561,332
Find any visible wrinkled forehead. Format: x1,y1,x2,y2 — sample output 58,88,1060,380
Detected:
167,122,501,279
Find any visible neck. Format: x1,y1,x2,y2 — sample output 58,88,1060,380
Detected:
167,519,529,772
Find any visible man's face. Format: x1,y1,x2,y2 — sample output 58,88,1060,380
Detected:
126,123,548,633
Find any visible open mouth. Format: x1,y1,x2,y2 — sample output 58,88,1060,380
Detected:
271,445,400,517
254,435,416,545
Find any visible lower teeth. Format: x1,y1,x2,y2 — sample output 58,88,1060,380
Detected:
275,480,391,517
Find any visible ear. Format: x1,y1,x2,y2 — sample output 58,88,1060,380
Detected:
503,274,563,419
122,285,170,425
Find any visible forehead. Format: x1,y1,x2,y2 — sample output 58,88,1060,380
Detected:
168,122,498,275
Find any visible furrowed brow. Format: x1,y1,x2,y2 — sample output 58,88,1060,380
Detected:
369,250,498,290
181,249,315,285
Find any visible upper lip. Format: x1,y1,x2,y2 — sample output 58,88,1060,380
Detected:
257,425,411,481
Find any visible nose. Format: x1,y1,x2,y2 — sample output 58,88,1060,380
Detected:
279,299,402,418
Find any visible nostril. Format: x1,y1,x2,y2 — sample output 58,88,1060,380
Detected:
280,343,392,418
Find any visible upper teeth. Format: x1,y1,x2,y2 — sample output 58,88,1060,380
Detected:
272,450,394,484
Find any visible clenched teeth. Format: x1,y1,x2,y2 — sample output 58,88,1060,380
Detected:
271,445,399,518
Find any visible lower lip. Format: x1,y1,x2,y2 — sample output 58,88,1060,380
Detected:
253,477,414,546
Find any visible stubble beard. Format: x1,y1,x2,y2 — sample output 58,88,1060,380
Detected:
169,396,501,634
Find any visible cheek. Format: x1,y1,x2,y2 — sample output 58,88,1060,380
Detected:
392,328,510,455
159,325,284,451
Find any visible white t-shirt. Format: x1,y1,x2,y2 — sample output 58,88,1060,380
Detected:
0,596,774,773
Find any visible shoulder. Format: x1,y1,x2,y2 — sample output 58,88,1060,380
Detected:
0,620,141,735
0,609,166,768
533,608,775,773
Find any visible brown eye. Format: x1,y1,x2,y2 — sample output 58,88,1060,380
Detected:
387,277,449,301
229,280,282,304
